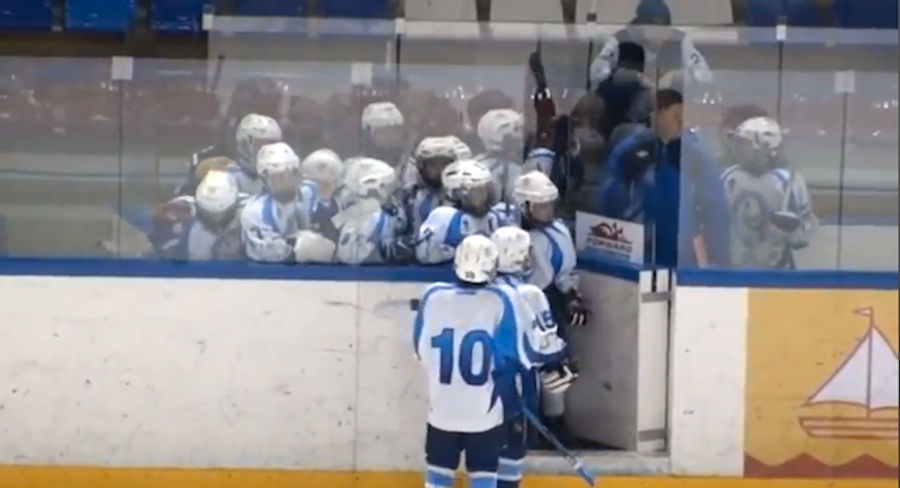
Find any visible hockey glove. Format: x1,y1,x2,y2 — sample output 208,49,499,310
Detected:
540,361,578,394
771,211,802,233
565,291,591,327
385,235,418,264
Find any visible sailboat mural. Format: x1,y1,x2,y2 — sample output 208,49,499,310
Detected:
798,307,899,440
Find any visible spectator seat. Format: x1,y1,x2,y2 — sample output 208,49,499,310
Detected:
743,0,822,26
150,0,207,33
320,0,391,18
0,0,53,30
833,0,898,28
66,0,136,32
234,0,306,16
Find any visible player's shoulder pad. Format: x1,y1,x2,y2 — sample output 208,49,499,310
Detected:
550,219,573,237
424,205,460,223
721,164,740,181
516,282,548,304
421,281,455,299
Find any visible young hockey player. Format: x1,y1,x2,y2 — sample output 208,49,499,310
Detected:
405,136,462,233
150,170,244,261
413,235,542,488
476,109,525,203
721,116,818,269
490,226,577,488
416,159,510,264
361,101,407,167
300,148,345,243
512,171,589,438
227,113,284,196
334,157,414,264
240,142,309,263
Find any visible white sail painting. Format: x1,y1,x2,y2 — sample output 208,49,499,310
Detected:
798,307,899,440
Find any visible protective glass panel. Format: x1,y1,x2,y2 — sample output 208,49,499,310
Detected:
0,56,122,257
840,71,899,270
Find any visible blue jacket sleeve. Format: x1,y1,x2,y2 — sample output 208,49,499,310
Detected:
689,141,731,267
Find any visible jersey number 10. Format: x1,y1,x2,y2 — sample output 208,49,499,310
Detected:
431,328,493,386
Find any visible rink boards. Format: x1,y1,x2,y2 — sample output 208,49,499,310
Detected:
0,264,895,486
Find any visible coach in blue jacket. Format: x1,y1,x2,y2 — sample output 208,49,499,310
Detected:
596,89,730,267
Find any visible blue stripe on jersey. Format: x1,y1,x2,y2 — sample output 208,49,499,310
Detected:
426,467,455,488
538,226,564,276
412,284,455,359
262,196,279,234
444,211,464,247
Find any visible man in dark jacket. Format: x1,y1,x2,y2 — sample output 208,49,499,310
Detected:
595,89,730,267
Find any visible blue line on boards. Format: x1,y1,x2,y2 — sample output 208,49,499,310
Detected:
677,268,899,290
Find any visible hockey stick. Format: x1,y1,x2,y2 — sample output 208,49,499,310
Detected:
520,403,595,486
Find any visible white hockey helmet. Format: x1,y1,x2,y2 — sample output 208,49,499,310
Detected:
414,136,458,162
442,158,493,193
513,170,559,205
236,113,282,166
195,170,239,219
448,135,472,160
454,235,500,284
293,230,336,263
257,142,302,196
733,116,782,155
361,101,405,131
301,149,344,186
344,157,397,203
491,226,532,275
477,109,523,153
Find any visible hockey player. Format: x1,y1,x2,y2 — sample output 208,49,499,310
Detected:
490,226,576,488
721,116,818,269
416,159,510,265
405,136,462,233
240,142,310,263
300,148,344,242
150,170,244,261
227,113,284,196
361,101,407,167
334,157,414,264
413,235,542,488
476,109,525,203
512,171,589,328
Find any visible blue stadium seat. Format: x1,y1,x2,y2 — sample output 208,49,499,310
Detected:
320,0,391,18
66,0,136,32
0,0,53,30
743,0,821,26
833,0,898,28
150,0,208,33
234,0,305,16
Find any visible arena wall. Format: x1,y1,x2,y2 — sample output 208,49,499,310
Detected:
0,267,895,488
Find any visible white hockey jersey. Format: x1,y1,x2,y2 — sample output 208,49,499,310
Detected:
240,193,310,263
416,206,511,264
722,165,818,269
413,281,541,433
151,196,244,261
226,162,266,196
406,186,446,235
527,220,580,294
495,274,568,363
334,199,404,265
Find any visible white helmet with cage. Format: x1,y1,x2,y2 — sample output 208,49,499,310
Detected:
195,170,239,220
513,170,559,226
491,226,532,275
454,235,500,284
236,113,283,167
343,157,397,204
730,116,783,174
477,109,523,153
256,142,302,197
361,102,405,131
442,159,495,217
733,116,782,155
414,136,458,162
301,149,344,186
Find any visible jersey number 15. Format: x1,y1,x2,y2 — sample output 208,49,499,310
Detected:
431,328,493,386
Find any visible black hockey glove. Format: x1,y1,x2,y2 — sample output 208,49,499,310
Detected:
565,290,591,327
